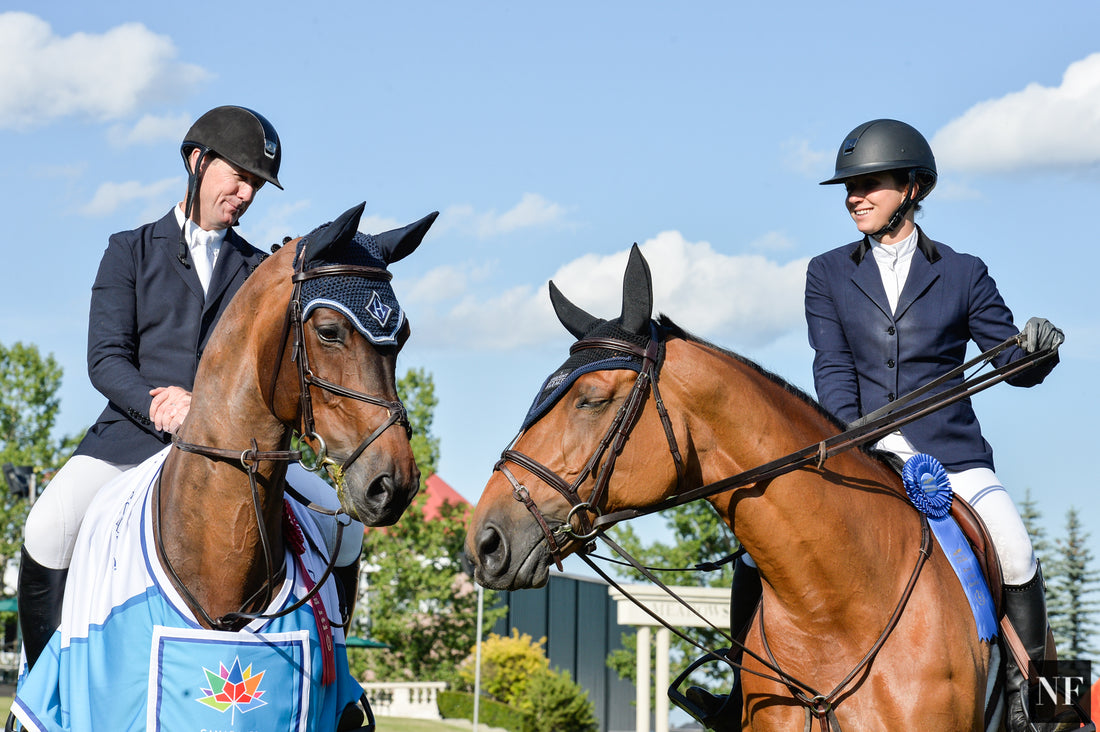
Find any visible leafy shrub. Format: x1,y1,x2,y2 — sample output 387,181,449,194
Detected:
454,630,599,731
525,668,599,732
438,690,534,732
456,629,549,707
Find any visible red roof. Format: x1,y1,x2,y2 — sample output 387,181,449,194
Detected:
422,473,470,520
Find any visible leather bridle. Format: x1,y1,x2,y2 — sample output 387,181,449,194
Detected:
494,331,684,571
161,248,411,631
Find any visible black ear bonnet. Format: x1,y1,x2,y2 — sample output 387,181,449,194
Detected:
521,319,659,430
521,244,662,430
295,203,437,346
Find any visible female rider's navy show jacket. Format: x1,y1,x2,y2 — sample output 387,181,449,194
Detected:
804,227,1058,472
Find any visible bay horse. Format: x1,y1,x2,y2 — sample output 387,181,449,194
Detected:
466,245,997,730
13,202,435,732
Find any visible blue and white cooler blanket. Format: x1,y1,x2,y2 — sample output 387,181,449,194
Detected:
12,447,362,732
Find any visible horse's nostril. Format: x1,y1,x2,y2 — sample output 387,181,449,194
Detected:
477,525,507,575
368,474,393,501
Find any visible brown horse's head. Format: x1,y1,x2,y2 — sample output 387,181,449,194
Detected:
467,245,684,589
285,203,437,525
195,202,436,527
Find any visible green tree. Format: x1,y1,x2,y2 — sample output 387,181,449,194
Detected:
351,368,504,683
0,341,82,560
1047,507,1100,659
400,367,441,481
604,501,738,697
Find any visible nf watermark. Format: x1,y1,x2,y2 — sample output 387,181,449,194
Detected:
1027,660,1092,727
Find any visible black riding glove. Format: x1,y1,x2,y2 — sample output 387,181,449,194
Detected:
1021,317,1065,353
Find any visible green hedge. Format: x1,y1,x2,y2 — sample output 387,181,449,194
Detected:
438,690,534,732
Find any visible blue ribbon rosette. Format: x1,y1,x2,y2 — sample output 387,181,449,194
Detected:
902,453,953,519
902,454,997,641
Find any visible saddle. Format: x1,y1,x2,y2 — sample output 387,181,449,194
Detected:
949,495,1003,619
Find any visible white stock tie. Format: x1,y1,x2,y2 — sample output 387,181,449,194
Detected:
188,228,218,296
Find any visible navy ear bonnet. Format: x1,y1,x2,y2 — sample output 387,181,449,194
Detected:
296,226,404,346
521,318,658,430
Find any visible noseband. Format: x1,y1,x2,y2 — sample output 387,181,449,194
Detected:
163,250,411,630
494,330,684,570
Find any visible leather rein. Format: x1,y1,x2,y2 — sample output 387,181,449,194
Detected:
492,325,1057,729
158,252,411,632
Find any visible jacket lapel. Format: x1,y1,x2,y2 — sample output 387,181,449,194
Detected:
156,210,205,302
204,229,249,310
849,239,892,318
894,229,941,320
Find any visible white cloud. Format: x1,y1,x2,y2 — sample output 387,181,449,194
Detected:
405,230,808,351
106,112,193,147
749,231,796,252
250,199,314,252
783,136,831,178
436,193,568,239
0,12,209,131
932,52,1100,174
80,177,179,216
358,214,404,236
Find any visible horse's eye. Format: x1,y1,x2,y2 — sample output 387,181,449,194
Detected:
316,324,343,343
575,395,610,411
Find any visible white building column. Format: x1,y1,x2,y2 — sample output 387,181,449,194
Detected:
655,626,670,732
609,584,730,732
636,626,651,732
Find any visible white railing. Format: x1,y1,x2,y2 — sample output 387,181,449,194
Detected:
360,681,447,719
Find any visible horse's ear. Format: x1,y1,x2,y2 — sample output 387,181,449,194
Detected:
305,202,366,264
373,211,439,265
619,244,653,335
550,280,599,339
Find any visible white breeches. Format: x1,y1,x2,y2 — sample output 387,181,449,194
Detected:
877,432,1038,585
24,455,136,569
24,455,364,571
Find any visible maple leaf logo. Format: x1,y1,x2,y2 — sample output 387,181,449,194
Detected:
196,656,268,720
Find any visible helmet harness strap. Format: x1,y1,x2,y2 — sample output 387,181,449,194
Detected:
872,168,919,239
177,145,212,266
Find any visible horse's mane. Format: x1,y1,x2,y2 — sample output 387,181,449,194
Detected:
656,314,902,470
656,314,844,427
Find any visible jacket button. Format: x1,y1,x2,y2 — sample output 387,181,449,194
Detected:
888,393,896,401
887,326,896,336
887,359,895,368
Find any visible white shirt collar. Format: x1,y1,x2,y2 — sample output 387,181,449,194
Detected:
870,227,919,314
174,204,228,253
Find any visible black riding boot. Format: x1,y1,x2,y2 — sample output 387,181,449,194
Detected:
17,546,69,671
1003,565,1049,732
684,556,762,731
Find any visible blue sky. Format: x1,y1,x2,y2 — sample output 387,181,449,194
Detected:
2,2,1098,632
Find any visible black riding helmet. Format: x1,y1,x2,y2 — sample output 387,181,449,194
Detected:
820,119,937,236
181,105,282,189
177,106,282,264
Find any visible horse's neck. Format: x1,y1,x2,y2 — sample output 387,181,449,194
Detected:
672,340,915,618
158,367,293,623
